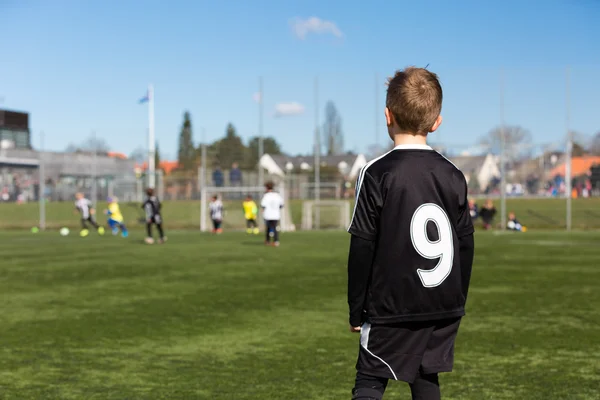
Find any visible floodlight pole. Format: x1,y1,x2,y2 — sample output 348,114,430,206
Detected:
314,76,321,229
91,130,98,206
375,73,379,148
565,67,572,231
499,69,507,231
200,127,207,231
39,131,46,231
258,76,264,186
148,84,156,188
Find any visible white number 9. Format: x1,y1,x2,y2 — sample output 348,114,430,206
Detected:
410,203,454,288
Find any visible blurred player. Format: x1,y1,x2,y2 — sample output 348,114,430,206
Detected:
507,211,527,232
143,188,166,244
261,181,283,246
75,192,104,236
479,199,496,230
347,67,475,400
209,195,224,234
105,196,128,237
468,198,479,223
243,195,259,234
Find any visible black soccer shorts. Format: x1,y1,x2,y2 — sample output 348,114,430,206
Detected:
149,214,162,225
356,317,461,383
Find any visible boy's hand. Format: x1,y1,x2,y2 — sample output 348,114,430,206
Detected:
349,325,361,333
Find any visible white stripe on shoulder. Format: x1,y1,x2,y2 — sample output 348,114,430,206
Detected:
434,150,460,171
347,148,396,231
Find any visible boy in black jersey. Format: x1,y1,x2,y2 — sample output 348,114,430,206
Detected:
347,67,475,400
143,188,166,244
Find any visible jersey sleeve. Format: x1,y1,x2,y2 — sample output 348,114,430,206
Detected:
348,170,382,241
456,174,474,237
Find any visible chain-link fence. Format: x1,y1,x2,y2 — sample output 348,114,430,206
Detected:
1,67,599,230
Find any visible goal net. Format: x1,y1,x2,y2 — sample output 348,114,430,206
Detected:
301,200,351,230
200,185,293,232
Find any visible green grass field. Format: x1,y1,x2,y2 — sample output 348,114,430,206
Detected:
3,197,600,230
0,230,598,399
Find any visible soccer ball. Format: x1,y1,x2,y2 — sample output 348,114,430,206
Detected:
60,227,70,236
144,237,155,245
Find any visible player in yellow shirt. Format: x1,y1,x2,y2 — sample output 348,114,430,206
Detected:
243,195,259,234
105,196,128,237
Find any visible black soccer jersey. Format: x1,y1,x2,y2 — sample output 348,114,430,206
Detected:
348,144,474,324
143,196,162,219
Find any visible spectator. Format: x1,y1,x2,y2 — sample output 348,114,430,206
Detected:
479,199,496,230
229,162,242,187
212,166,224,187
507,211,527,232
468,199,479,223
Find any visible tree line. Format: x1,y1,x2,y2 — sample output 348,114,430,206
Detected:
65,100,347,173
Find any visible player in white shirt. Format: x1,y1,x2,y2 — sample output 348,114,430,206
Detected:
74,192,104,236
209,195,224,234
260,181,284,246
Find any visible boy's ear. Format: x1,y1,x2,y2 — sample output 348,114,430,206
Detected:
385,107,394,127
430,115,443,133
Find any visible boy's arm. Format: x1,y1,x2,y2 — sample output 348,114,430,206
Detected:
347,170,382,329
459,234,474,301
456,175,475,301
347,235,375,328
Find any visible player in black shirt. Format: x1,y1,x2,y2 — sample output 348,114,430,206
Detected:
142,188,166,244
347,67,475,400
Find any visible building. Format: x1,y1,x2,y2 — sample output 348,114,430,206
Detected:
449,153,500,191
259,153,367,179
0,109,31,149
0,148,137,202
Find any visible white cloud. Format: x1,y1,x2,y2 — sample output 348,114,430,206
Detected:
252,92,262,103
274,102,305,117
290,17,343,40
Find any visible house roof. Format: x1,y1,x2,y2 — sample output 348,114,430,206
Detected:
449,155,489,173
550,156,600,177
138,161,180,174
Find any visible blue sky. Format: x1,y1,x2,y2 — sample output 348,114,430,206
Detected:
1,0,599,160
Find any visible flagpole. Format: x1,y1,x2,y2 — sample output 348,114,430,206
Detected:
148,84,155,188
258,77,264,186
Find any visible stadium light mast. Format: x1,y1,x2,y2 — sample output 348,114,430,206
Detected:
258,77,264,186
565,67,572,231
91,130,97,207
148,84,156,189
314,76,321,229
375,73,379,149
499,69,507,231
200,127,207,231
39,131,45,231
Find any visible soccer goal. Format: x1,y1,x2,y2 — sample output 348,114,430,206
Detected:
200,185,293,232
301,200,351,230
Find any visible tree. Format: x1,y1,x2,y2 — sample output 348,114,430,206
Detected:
322,101,344,155
572,142,587,157
178,111,196,170
589,131,600,155
479,125,532,163
129,147,147,163
246,136,282,168
66,135,110,154
214,123,246,169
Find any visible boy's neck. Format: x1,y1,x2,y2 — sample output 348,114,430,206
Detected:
392,133,428,147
